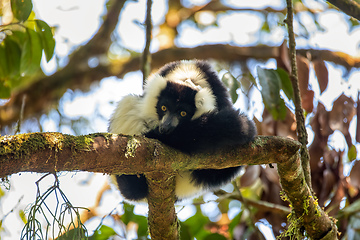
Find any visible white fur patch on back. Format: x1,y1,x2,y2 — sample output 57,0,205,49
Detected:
166,60,211,89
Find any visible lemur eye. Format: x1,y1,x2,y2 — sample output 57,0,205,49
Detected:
161,105,167,111
180,111,187,117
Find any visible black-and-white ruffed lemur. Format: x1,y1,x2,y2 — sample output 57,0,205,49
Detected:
109,60,256,202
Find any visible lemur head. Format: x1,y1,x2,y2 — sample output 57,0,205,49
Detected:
141,62,217,134
156,81,198,134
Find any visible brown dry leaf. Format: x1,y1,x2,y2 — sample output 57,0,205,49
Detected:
356,93,360,143
296,54,310,97
302,89,314,113
349,160,360,189
329,94,355,135
316,102,333,137
313,59,329,94
240,165,261,187
309,103,333,172
277,41,291,72
319,169,336,206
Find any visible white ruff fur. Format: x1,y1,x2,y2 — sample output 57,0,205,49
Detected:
141,74,167,124
109,95,148,135
166,60,211,89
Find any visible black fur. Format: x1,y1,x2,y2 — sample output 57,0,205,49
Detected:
113,60,256,202
157,60,232,110
195,61,233,109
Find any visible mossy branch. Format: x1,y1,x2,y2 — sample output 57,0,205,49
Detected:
0,132,338,239
0,133,298,177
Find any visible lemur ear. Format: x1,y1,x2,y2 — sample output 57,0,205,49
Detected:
192,88,217,119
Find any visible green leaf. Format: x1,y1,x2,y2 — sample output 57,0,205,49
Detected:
229,211,242,238
9,30,27,46
35,20,55,62
222,72,239,104
57,227,87,240
119,203,148,237
0,44,9,78
276,68,294,100
133,215,148,237
89,225,117,240
348,145,357,162
11,0,33,22
180,222,192,240
257,66,287,120
20,28,42,75
204,233,227,240
4,37,21,78
261,20,270,33
349,17,360,32
120,203,135,225
0,80,11,99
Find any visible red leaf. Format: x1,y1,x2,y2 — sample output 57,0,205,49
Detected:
296,54,310,98
350,160,360,188
313,60,329,94
277,41,291,72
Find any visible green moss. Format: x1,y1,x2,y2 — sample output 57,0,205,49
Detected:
63,134,94,153
0,132,102,160
277,211,304,240
0,133,49,159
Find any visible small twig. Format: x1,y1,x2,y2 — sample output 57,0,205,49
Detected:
15,94,27,134
214,189,290,216
285,0,312,189
141,0,153,86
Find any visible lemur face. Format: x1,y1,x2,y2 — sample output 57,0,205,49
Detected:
156,82,197,134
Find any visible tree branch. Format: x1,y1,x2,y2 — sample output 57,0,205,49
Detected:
141,0,153,84
326,0,360,21
1,45,359,130
284,1,338,238
278,155,339,239
0,133,299,177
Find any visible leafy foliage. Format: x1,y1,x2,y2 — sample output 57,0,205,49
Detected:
0,0,55,98
256,67,288,120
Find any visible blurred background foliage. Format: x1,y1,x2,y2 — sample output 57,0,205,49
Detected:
1,0,360,239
